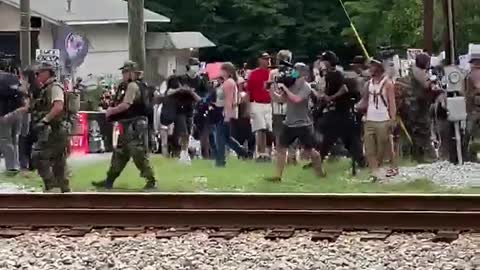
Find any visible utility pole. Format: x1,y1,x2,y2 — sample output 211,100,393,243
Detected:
128,0,146,72
19,0,31,68
423,0,434,54
442,0,465,165
443,0,456,65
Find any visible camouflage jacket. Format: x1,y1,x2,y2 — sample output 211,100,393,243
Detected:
31,78,66,127
466,70,480,114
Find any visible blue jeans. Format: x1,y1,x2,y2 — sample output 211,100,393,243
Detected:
215,121,247,167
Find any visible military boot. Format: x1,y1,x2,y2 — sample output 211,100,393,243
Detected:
59,179,71,193
91,179,114,189
43,178,57,193
143,179,157,191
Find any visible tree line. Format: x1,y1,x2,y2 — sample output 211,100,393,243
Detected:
146,0,480,65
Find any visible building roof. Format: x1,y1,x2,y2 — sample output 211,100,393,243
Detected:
146,32,215,50
1,0,170,25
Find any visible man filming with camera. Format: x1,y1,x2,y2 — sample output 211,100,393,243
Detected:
265,63,324,182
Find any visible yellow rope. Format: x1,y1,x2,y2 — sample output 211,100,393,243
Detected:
338,0,370,59
338,0,413,145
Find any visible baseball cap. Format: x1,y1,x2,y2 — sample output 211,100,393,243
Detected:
188,57,200,66
119,60,138,72
294,62,309,74
259,52,271,59
35,62,55,71
320,51,338,65
350,55,367,66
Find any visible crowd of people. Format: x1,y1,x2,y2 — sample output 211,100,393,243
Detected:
153,50,405,181
2,47,480,192
152,49,480,182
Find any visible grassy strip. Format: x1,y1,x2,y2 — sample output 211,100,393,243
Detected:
2,156,479,193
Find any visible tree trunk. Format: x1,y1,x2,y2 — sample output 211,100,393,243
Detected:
128,0,146,72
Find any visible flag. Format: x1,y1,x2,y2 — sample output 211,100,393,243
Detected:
53,24,89,72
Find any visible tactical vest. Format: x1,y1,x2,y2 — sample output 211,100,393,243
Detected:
466,71,480,114
31,80,66,127
108,81,147,122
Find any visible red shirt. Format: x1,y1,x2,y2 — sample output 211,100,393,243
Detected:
246,68,271,103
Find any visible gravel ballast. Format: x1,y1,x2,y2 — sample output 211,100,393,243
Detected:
394,161,480,188
1,231,478,270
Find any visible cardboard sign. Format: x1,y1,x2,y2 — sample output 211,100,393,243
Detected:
407,48,423,61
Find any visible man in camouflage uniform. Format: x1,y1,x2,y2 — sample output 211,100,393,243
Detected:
31,62,70,192
401,53,436,163
465,54,480,161
92,61,157,190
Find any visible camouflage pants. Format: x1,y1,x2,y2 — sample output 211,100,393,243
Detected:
32,124,69,191
402,100,435,163
106,118,155,184
465,112,480,162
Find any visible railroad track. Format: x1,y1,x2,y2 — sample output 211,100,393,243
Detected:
0,193,479,231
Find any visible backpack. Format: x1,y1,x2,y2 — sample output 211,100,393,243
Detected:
357,77,391,115
64,88,80,116
160,96,177,126
137,80,155,126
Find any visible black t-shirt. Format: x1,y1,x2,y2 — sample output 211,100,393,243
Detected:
166,74,209,114
325,70,349,112
0,72,22,116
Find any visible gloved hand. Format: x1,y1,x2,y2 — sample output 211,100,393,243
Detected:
34,119,51,142
33,119,50,133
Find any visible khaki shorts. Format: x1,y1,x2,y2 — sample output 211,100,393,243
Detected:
250,102,273,132
364,120,391,165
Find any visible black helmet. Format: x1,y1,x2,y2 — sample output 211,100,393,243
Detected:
320,51,338,66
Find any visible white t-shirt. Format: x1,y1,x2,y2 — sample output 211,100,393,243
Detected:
366,76,390,122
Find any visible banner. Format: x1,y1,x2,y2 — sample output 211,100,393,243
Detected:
36,49,61,79
54,24,89,73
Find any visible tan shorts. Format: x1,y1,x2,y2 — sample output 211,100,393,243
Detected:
250,102,273,132
364,120,391,165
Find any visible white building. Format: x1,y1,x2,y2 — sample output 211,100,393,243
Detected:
0,0,215,82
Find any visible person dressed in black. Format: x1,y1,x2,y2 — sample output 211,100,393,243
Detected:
163,58,205,164
317,51,365,167
0,63,24,175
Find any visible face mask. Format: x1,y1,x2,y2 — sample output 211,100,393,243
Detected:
189,65,200,74
291,70,300,79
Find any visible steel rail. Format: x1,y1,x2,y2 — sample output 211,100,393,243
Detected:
0,208,479,230
0,193,479,230
0,193,479,211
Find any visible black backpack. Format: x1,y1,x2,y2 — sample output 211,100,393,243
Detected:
0,72,21,116
160,96,177,126
137,80,155,126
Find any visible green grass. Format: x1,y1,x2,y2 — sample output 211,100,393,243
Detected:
4,156,480,194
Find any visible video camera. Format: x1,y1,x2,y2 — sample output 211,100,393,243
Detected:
273,60,296,88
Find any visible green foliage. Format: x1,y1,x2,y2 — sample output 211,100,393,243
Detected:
145,0,480,64
146,0,355,64
343,0,480,56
